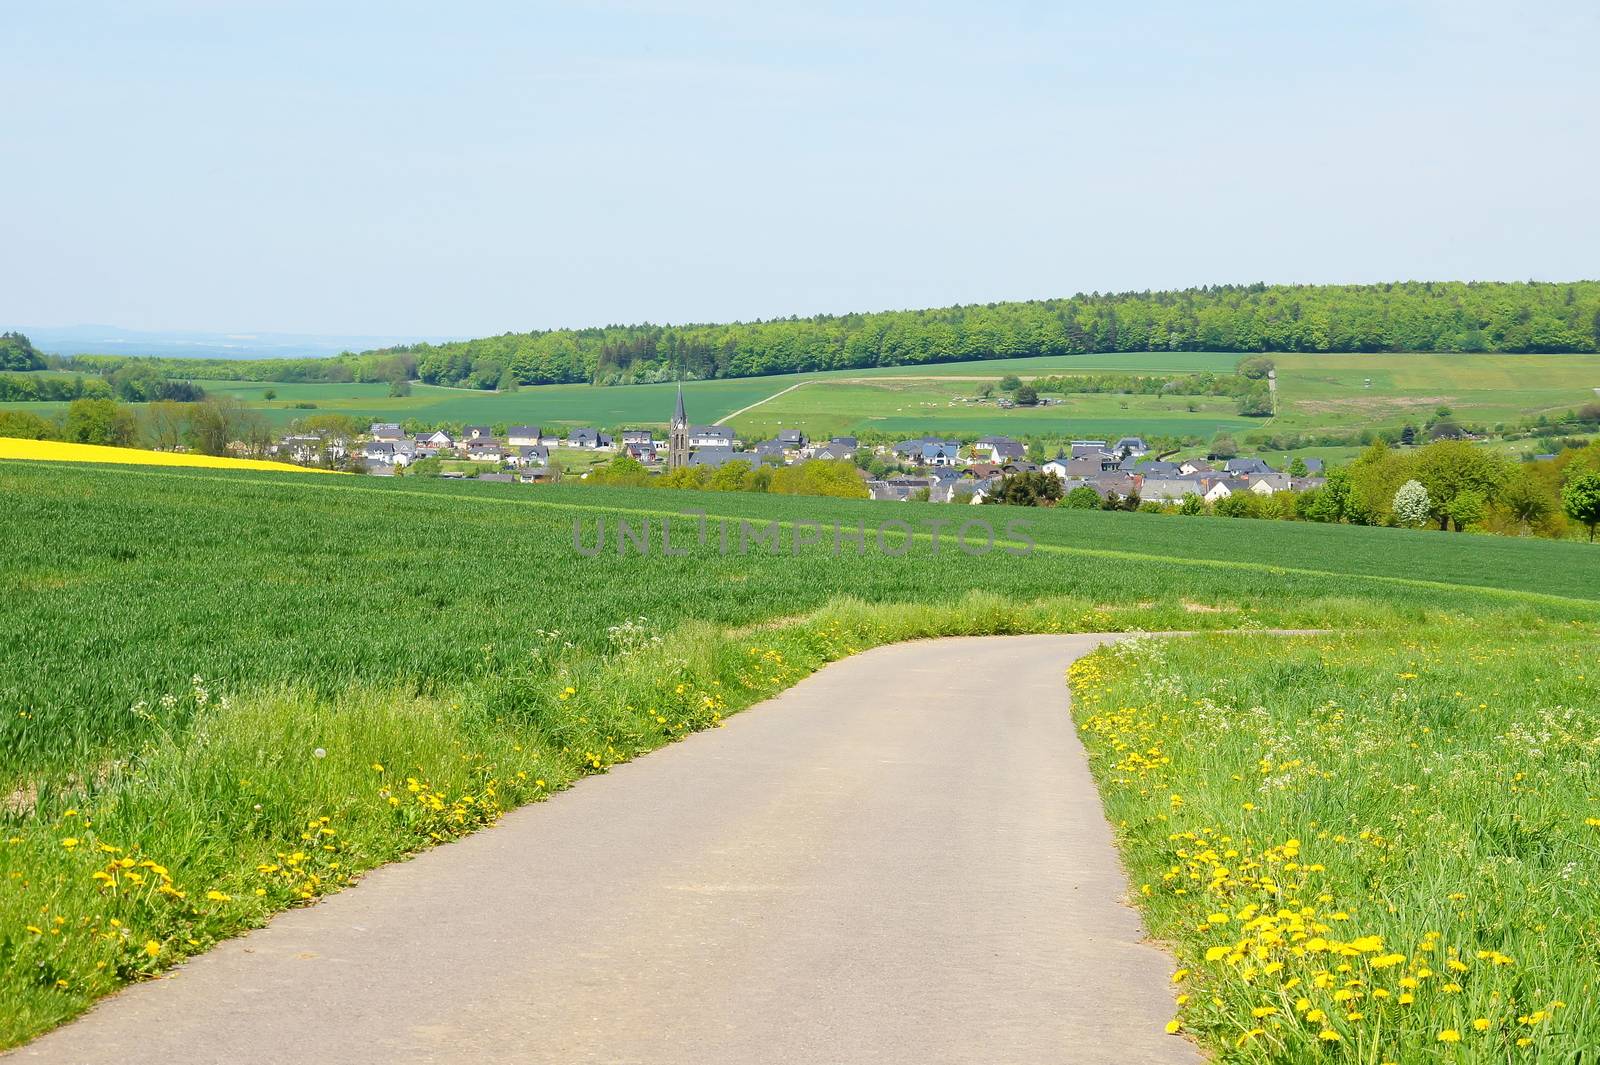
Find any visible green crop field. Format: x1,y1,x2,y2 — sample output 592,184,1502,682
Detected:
725,379,1259,440
1272,353,1600,432
3,454,1600,1054
8,352,1599,449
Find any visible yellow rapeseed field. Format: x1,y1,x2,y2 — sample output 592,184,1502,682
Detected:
0,437,345,474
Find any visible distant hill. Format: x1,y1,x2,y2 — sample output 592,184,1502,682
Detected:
364,280,1600,389
21,325,449,360
29,281,1600,390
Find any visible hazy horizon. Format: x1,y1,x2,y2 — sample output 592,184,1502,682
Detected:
4,1,1597,339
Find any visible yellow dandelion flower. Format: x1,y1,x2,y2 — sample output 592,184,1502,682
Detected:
1438,1030,1461,1043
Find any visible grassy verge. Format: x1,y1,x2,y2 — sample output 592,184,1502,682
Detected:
1069,623,1600,1061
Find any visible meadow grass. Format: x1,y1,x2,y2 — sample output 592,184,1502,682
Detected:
2,459,1599,1048
8,350,1598,442
725,379,1258,440
1071,627,1600,1061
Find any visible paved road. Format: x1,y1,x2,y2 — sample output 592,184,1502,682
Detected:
15,635,1199,1065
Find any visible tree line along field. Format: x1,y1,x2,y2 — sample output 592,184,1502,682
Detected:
56,281,1596,388
5,351,1598,446
2,459,1599,1053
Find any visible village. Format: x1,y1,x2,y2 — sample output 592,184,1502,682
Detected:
269,383,1327,507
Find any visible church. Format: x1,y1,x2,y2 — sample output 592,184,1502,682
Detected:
668,384,690,469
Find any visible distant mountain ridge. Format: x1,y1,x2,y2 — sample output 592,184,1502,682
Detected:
22,325,451,360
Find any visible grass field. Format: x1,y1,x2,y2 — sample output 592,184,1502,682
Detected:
1272,353,1600,432
2,459,1598,1052
1075,630,1600,1061
7,352,1598,445
724,379,1260,440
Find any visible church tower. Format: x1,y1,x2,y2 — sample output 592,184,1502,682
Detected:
668,384,689,469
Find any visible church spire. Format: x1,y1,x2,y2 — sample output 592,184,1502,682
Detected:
668,383,690,469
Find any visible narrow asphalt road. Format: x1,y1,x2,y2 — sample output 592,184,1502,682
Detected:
15,635,1199,1065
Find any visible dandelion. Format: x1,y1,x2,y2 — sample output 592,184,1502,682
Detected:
1438,1029,1461,1043
143,940,161,957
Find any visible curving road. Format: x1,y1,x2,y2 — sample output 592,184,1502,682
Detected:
13,635,1199,1065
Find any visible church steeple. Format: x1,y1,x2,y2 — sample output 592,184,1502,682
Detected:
668,383,689,469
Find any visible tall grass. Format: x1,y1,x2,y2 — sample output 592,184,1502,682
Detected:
1071,626,1600,1061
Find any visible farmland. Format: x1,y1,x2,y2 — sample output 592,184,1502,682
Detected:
8,351,1598,457
2,460,1598,1053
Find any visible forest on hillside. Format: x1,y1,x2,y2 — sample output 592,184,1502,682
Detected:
53,281,1600,389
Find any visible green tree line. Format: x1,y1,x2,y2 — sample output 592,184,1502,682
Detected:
35,280,1600,390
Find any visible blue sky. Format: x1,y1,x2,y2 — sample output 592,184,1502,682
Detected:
3,1,1597,338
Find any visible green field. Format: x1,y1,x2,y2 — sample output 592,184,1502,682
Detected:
3,450,1600,1052
725,379,1259,440
7,352,1599,448
1273,353,1600,432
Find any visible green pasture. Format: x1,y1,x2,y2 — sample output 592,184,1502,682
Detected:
1,459,1598,1047
1273,352,1600,431
727,379,1258,440
9,352,1599,448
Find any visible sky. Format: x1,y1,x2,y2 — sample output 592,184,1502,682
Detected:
3,0,1598,340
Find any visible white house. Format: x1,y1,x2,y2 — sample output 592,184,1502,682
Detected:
1202,480,1234,503
689,425,735,449
1249,473,1292,496
506,426,541,447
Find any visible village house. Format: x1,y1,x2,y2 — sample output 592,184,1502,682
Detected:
1225,457,1275,476
507,445,549,468
686,448,763,469
970,435,1026,463
892,437,961,468
622,438,657,462
369,422,404,442
688,425,735,449
506,426,541,447
278,434,325,463
419,429,454,448
361,441,414,469
566,428,614,450
809,436,858,461
1113,436,1150,458
1136,477,1201,504
462,425,495,443
465,440,503,462
1249,473,1293,495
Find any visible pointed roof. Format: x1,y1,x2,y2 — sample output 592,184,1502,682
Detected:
673,384,687,426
